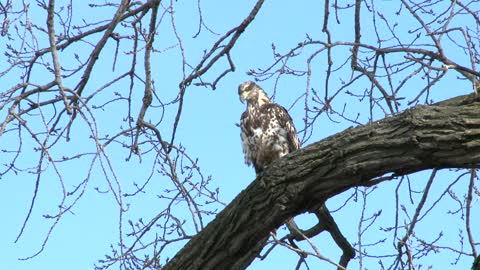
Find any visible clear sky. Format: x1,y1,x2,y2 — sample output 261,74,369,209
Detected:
0,1,477,270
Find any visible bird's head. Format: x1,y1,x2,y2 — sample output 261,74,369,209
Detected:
238,80,267,104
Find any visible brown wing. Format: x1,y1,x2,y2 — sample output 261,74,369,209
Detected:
240,101,300,174
240,110,255,167
261,103,301,153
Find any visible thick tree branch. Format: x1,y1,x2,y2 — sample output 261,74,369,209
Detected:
163,93,480,270
283,205,354,269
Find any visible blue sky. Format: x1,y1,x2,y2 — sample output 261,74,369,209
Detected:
1,1,478,269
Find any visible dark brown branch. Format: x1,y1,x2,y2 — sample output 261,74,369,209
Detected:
283,205,354,269
317,205,355,269
473,255,480,270
466,169,477,258
163,94,480,270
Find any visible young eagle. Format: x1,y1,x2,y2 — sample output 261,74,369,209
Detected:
238,81,300,174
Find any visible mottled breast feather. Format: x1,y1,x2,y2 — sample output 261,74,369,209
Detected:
239,87,300,174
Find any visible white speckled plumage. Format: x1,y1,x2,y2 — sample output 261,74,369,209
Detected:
238,81,300,174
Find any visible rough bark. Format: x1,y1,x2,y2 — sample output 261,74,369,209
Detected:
162,93,480,270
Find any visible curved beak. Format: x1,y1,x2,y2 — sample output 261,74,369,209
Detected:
239,91,248,104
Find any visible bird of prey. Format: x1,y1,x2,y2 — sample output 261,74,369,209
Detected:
238,80,300,174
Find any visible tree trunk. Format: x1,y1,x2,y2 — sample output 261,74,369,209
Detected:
163,94,480,270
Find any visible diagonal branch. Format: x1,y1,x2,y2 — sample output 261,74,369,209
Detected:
74,0,131,96
46,0,71,114
168,0,264,151
163,93,480,270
